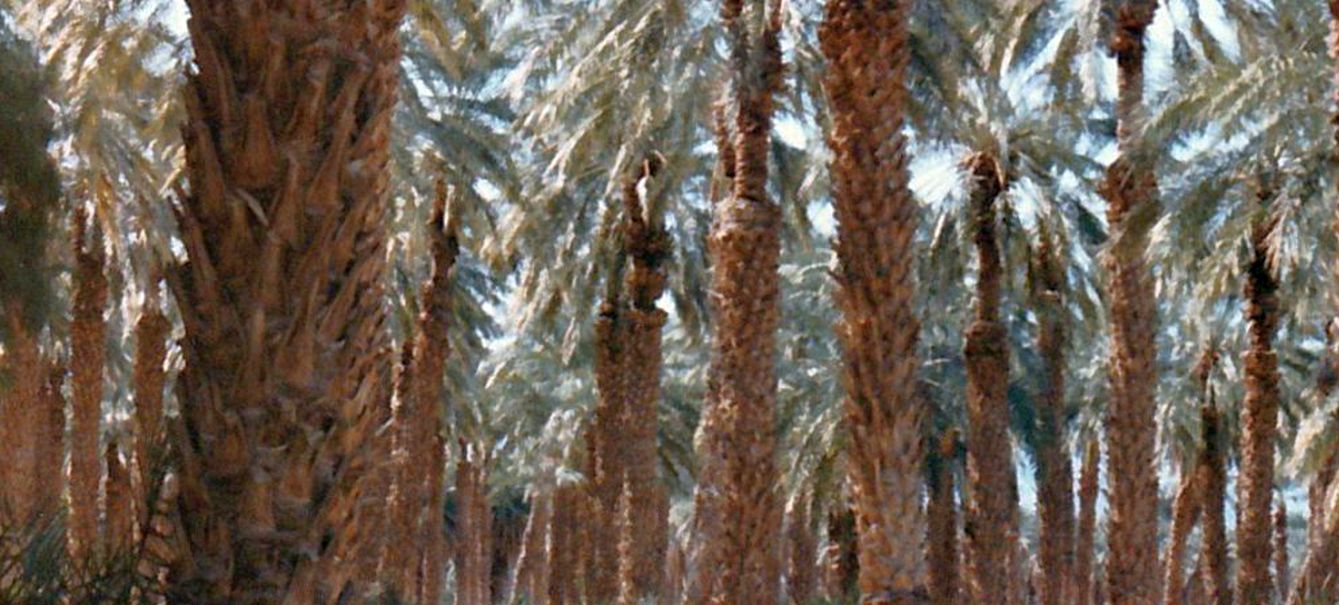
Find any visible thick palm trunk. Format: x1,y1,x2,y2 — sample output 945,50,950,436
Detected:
785,496,817,605
928,431,961,605
590,284,629,604
1074,438,1099,605
1236,208,1281,604
1163,464,1202,605
1101,4,1162,605
960,152,1019,605
1197,402,1231,605
819,1,926,602
169,0,406,600
1032,232,1073,605
70,210,106,561
34,358,66,520
688,0,785,602
619,159,671,602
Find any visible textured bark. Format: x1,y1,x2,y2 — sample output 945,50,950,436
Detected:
824,504,860,602
820,1,926,602
103,441,134,555
512,490,552,605
1275,496,1289,601
959,153,1020,605
1163,464,1202,605
1101,5,1162,605
70,209,106,562
1032,231,1073,605
1074,438,1100,605
168,0,406,600
1236,207,1281,604
785,496,817,605
33,358,66,521
590,284,629,605
620,159,671,602
616,479,637,605
1306,453,1334,596
548,484,580,605
132,301,169,533
687,0,785,602
0,321,42,524
381,340,417,596
455,452,493,605
1197,403,1231,605
928,432,961,605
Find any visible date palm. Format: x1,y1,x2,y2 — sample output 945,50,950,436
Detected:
166,0,406,601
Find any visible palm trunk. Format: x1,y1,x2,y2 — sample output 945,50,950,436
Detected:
819,1,927,602
513,489,552,605
0,321,42,524
548,484,579,605
169,0,406,599
102,441,133,554
590,282,628,605
1305,453,1334,594
1236,206,1281,604
131,300,168,533
1032,231,1073,605
1275,496,1289,601
824,503,859,601
785,495,818,605
455,450,493,605
1197,403,1231,605
382,340,417,596
34,358,66,521
70,209,106,561
619,159,671,602
1101,4,1163,605
1074,438,1100,605
960,152,1019,605
1163,463,1202,605
928,431,961,605
688,0,785,602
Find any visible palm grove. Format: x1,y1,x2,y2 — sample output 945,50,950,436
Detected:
1,0,1338,604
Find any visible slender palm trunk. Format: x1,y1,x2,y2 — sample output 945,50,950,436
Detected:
1197,403,1231,605
590,280,628,604
824,503,860,601
1032,231,1073,605
1101,4,1163,605
1306,453,1334,593
619,159,671,602
548,484,579,605
1275,496,1289,601
169,0,406,599
928,431,961,605
785,495,817,605
1163,463,1202,605
0,321,42,524
382,340,417,595
70,210,106,561
102,441,133,554
1237,203,1281,604
513,489,552,605
820,1,926,602
688,0,785,602
1074,438,1100,605
34,358,66,521
455,450,493,605
132,300,168,534
960,153,1019,605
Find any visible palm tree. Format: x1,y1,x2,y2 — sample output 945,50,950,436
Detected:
928,430,961,605
1074,437,1100,605
687,0,785,601
69,208,106,561
1193,353,1231,605
166,0,406,600
1099,3,1162,604
819,0,927,602
132,292,168,532
1236,182,1282,603
1031,229,1074,605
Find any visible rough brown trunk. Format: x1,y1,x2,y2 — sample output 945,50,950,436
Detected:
1074,438,1100,605
455,451,492,605
687,1,785,602
381,340,417,596
169,0,406,600
1101,4,1163,605
132,300,168,534
1163,464,1202,605
1031,231,1073,605
820,1,927,602
928,431,961,605
1236,205,1281,604
70,209,106,561
785,496,817,605
1197,403,1231,605
33,358,66,521
960,153,1019,605
102,441,133,555
1275,496,1289,601
1306,453,1335,596
512,489,552,605
548,484,580,605
0,321,42,525
825,503,859,602
590,280,628,605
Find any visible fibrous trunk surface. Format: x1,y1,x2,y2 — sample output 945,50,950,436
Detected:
1074,438,1100,605
70,210,106,562
687,0,785,602
1101,4,1163,605
1032,231,1073,605
169,0,406,600
820,0,927,602
928,431,961,605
